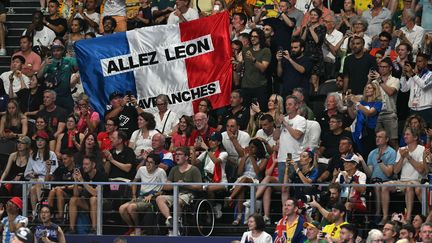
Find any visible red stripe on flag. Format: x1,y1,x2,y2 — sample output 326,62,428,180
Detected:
179,12,233,113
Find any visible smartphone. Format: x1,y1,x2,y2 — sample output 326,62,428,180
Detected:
213,4,220,11
252,98,258,105
125,90,132,97
287,153,292,160
278,46,284,52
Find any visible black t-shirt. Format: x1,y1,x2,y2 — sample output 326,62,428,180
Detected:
263,17,295,50
73,151,104,171
36,106,67,133
110,146,136,180
281,55,313,97
82,169,109,198
45,16,68,37
16,86,45,119
316,111,353,132
343,53,377,95
104,105,138,139
52,165,74,190
320,130,352,159
219,106,250,131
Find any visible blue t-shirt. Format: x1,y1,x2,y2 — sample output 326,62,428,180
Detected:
421,0,432,30
367,146,397,181
360,100,383,129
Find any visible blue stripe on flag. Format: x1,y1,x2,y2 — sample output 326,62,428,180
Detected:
74,32,137,117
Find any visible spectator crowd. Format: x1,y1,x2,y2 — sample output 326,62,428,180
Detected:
0,0,431,241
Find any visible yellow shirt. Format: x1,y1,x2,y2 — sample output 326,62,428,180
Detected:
285,216,299,243
322,221,348,240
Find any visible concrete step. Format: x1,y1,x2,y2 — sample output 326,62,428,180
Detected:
6,35,20,46
0,66,10,74
6,21,31,29
7,13,33,22
7,28,26,37
0,56,11,65
10,1,40,8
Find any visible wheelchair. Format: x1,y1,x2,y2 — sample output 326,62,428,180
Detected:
155,192,215,237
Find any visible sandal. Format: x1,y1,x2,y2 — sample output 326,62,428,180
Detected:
232,214,242,226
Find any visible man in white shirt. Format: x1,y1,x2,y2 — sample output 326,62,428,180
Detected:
222,118,250,163
395,9,425,55
380,127,425,224
153,94,178,137
322,14,343,80
0,55,30,95
167,0,199,24
362,0,392,38
22,11,56,48
400,53,432,125
74,0,100,34
274,95,306,204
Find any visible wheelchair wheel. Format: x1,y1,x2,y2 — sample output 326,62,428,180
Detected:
195,199,214,237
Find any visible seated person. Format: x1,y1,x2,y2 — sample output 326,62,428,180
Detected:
129,112,158,157
97,117,118,151
169,115,194,151
46,150,76,221
0,100,28,156
332,154,367,215
381,127,425,224
102,130,136,182
190,112,216,148
287,148,319,198
30,116,55,151
221,118,250,164
190,132,228,217
34,205,66,243
74,133,103,169
224,139,267,225
136,133,174,172
155,147,202,233
119,153,167,236
54,115,84,159
0,136,31,199
318,137,354,183
23,131,58,218
67,156,109,234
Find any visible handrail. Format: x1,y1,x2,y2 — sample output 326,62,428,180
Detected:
2,180,430,236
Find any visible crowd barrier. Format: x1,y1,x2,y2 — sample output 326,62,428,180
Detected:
1,181,430,236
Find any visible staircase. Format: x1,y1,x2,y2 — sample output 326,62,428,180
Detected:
1,0,38,73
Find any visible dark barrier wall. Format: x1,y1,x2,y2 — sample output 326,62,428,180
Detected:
66,235,239,243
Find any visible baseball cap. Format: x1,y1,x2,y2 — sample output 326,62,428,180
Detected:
9,197,23,210
18,136,31,145
303,221,321,230
109,91,123,100
51,39,65,50
35,131,49,140
342,153,360,164
209,132,222,142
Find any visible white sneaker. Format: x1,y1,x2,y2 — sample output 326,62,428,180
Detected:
263,216,271,225
7,8,14,14
165,216,173,227
167,229,180,236
0,49,6,56
243,200,250,208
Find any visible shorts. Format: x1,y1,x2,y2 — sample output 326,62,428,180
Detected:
376,113,398,139
233,175,259,185
386,180,420,191
162,193,194,207
134,199,153,211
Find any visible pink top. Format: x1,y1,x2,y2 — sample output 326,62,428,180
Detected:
77,111,100,133
12,51,42,76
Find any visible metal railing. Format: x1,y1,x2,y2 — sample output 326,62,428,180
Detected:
1,181,430,236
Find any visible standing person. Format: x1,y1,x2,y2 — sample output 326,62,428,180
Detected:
395,9,425,55
343,36,378,94
23,11,56,50
240,214,272,243
105,91,140,139
73,0,99,34
218,90,250,131
273,95,306,205
300,8,326,93
322,14,343,81
400,53,432,125
361,0,392,39
152,94,178,137
44,0,68,38
372,57,400,148
37,39,78,114
276,38,313,98
347,82,383,156
241,28,271,109
0,197,28,243
63,18,85,57
273,199,306,243
34,205,66,243
100,0,127,32
167,0,199,24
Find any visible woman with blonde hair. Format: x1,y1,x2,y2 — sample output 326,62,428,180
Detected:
247,94,283,136
348,82,382,156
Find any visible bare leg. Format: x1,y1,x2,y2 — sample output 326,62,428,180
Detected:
156,196,171,219
119,202,134,226
405,187,414,221
375,187,382,215
89,196,97,230
263,187,272,218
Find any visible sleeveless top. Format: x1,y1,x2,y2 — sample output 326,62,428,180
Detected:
59,131,81,153
5,157,26,180
34,223,60,243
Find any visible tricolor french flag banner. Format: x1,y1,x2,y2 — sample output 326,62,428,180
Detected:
75,12,232,116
